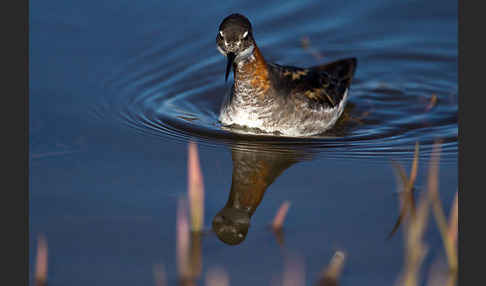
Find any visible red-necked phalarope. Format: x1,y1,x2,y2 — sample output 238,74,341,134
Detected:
216,13,357,137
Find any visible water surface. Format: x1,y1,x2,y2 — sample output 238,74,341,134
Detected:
30,0,457,285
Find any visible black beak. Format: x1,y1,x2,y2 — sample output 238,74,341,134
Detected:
225,52,236,82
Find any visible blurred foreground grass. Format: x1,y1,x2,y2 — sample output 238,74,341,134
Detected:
33,141,458,286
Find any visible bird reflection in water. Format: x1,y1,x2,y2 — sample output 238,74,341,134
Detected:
211,103,361,245
212,144,309,245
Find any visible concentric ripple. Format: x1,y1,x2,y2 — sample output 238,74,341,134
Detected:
93,10,457,163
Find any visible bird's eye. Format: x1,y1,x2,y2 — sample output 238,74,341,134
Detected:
242,31,248,38
219,31,224,37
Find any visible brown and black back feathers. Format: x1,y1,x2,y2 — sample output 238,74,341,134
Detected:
268,57,357,108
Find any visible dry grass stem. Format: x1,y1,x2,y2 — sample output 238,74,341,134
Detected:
399,189,430,286
34,234,48,286
273,228,285,247
396,140,458,286
447,191,458,247
188,142,205,232
409,143,420,192
388,143,420,239
189,232,203,279
272,201,291,231
317,251,346,286
426,142,457,274
397,147,432,286
177,198,191,280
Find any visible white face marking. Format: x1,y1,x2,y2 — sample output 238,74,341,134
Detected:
219,30,224,37
242,31,248,38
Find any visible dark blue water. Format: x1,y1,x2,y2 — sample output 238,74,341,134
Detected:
30,0,457,285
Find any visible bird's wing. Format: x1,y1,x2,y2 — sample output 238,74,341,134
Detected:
307,57,358,107
269,58,357,108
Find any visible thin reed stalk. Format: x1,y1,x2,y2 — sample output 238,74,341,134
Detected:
272,201,291,231
188,142,205,233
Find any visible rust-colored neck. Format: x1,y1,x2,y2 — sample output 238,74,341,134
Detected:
234,44,270,94
226,160,272,215
224,149,297,216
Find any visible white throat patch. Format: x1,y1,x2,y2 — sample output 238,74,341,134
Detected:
235,45,254,62
217,45,226,56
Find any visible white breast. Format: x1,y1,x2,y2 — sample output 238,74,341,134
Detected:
220,89,349,137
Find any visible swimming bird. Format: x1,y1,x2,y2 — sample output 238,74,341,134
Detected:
216,13,357,137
